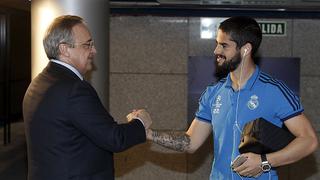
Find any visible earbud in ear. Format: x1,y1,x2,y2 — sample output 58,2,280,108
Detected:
243,48,248,57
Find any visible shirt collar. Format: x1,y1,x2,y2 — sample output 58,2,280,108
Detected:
225,65,260,91
51,59,83,80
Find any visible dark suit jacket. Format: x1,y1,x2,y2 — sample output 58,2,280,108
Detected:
23,61,146,180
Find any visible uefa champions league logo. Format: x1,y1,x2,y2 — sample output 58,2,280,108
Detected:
213,95,222,114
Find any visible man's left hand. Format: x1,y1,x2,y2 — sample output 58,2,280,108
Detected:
233,153,263,178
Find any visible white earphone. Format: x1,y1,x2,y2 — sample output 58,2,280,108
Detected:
243,48,248,57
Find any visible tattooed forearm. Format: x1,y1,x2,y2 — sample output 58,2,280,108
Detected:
151,130,191,152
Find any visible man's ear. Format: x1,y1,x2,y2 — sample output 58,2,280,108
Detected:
58,43,70,57
241,43,252,56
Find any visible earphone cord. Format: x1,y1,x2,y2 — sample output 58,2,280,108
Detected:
235,52,246,133
232,52,246,180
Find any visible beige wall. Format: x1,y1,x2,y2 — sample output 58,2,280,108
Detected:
110,16,320,180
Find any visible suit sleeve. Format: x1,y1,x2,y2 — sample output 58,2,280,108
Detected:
67,81,146,153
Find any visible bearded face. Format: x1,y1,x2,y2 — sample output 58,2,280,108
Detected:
215,50,242,75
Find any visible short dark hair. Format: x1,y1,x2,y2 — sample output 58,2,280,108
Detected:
43,15,84,60
219,16,262,55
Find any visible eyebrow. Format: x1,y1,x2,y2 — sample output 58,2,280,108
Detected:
85,38,93,43
79,38,93,43
74,38,93,44
215,40,229,47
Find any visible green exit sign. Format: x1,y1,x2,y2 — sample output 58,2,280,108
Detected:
258,21,286,36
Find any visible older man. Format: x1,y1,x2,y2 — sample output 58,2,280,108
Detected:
23,15,151,180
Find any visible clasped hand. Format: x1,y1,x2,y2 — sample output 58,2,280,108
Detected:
126,109,152,129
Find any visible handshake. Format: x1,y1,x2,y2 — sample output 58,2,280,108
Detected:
126,109,153,138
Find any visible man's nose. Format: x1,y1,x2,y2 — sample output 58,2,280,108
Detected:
91,45,97,54
213,45,220,55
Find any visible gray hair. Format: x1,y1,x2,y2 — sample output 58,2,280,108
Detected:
43,15,84,60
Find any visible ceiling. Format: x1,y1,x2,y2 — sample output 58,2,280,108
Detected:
0,0,31,11
111,0,320,7
1,0,320,12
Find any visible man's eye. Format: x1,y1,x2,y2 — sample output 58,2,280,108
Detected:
83,43,91,48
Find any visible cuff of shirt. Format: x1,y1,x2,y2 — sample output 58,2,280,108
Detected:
133,117,145,128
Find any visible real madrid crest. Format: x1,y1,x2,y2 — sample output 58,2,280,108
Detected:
247,95,259,110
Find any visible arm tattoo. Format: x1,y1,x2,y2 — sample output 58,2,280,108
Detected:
151,130,191,152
